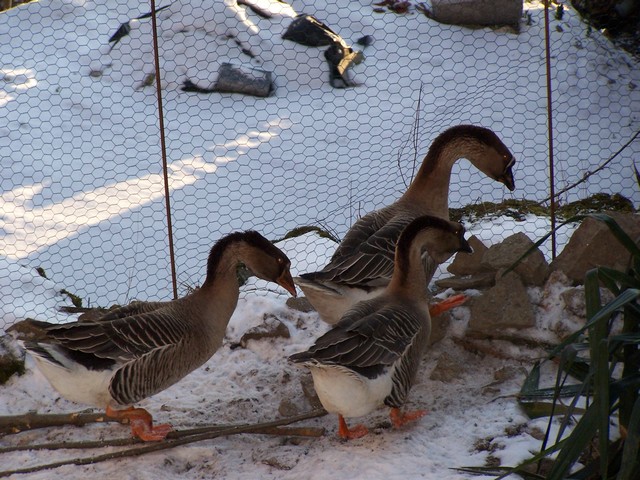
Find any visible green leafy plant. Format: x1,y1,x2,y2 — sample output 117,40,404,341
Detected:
458,213,640,479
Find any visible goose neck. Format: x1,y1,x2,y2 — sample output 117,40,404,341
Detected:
401,148,459,217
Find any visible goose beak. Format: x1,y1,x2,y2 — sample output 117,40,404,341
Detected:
461,240,473,254
277,270,298,297
502,171,515,191
501,158,516,191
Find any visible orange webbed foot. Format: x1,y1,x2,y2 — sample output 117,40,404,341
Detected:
389,407,427,428
338,414,368,440
106,405,173,441
428,294,467,317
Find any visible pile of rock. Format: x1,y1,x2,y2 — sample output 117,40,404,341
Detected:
435,211,640,339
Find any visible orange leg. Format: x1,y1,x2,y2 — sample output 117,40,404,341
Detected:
389,407,427,428
337,414,368,440
106,405,173,441
428,294,467,317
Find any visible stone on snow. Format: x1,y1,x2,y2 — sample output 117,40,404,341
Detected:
550,211,640,285
481,232,550,286
467,270,536,335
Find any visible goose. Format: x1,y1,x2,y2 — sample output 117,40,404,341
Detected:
295,124,515,324
290,215,472,440
8,230,297,441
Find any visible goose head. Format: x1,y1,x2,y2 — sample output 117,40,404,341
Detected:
206,230,297,296
460,125,515,191
396,215,472,267
241,231,297,297
430,125,516,191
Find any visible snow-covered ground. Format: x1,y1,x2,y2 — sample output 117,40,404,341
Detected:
1,0,638,308
1,223,584,480
1,0,639,478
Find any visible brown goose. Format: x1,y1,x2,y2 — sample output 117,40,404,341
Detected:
290,216,472,440
9,230,297,441
295,124,515,324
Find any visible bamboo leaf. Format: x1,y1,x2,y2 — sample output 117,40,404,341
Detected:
598,267,640,291
547,402,601,479
549,289,640,358
595,339,610,479
453,466,546,479
518,401,587,419
520,361,541,396
518,384,588,401
609,333,640,345
618,395,640,480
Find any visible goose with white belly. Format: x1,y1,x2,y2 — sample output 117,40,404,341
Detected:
290,215,472,440
295,124,515,324
9,230,297,441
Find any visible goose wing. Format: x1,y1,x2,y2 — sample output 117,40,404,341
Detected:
303,214,411,288
108,340,197,405
37,310,189,363
85,300,171,322
291,301,424,374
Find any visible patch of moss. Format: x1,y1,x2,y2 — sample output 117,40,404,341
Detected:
0,355,26,385
451,193,636,224
281,225,339,243
556,193,635,217
60,289,83,308
451,199,548,223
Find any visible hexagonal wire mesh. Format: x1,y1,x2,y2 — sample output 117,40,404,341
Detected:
1,0,639,332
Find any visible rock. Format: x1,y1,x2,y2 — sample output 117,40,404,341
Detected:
278,398,300,417
429,311,451,345
282,13,363,89
239,314,290,347
182,64,274,97
447,235,490,276
324,43,363,88
468,270,536,334
493,365,524,383
299,373,323,409
482,232,550,286
213,63,274,97
429,351,466,382
551,212,640,285
282,14,341,47
435,271,496,290
560,288,586,318
431,0,523,28
286,296,315,313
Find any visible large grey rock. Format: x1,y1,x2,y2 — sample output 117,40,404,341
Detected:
431,0,523,27
429,351,466,382
482,232,550,286
551,212,640,285
239,314,290,347
429,311,452,345
447,235,490,276
468,270,535,334
213,63,274,97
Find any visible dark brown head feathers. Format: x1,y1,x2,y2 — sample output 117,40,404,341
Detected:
206,230,287,278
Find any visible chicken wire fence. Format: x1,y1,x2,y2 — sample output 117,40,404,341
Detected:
1,0,639,332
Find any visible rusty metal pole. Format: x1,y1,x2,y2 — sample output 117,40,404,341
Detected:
150,0,178,299
544,0,557,259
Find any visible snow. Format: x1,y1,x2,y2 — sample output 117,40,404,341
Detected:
0,0,638,478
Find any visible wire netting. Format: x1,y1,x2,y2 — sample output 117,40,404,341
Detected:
1,0,639,332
